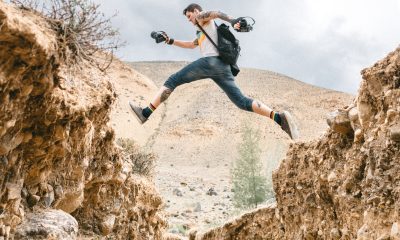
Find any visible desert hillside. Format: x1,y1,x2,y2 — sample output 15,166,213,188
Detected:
110,61,354,234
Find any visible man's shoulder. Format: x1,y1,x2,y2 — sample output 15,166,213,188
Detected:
196,11,213,24
197,18,213,27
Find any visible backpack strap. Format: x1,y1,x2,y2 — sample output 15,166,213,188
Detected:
195,20,218,49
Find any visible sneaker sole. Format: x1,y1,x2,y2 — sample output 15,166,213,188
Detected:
282,111,299,140
128,101,146,124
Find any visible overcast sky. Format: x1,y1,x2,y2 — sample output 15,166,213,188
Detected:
98,0,400,94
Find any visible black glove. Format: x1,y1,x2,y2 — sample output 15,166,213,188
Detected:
162,32,174,45
167,38,174,45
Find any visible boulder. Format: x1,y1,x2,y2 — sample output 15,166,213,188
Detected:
14,209,78,240
326,110,352,134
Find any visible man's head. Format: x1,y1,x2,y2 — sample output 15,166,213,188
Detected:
183,3,202,25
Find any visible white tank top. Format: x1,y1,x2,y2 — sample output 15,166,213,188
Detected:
196,21,219,57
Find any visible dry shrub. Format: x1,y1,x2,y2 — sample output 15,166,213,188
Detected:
10,0,124,72
116,138,156,177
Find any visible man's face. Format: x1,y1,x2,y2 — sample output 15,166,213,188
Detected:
185,9,200,25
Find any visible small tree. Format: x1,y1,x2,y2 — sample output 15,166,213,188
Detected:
232,124,268,209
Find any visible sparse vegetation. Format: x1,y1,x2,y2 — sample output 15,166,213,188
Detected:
10,0,124,71
116,138,155,177
167,224,190,236
231,124,270,209
176,224,188,235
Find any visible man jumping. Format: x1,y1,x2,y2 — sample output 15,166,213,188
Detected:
129,3,298,139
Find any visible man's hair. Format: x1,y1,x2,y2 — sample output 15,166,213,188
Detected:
183,3,202,15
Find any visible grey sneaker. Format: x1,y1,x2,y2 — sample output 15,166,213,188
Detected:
129,101,148,124
279,111,299,140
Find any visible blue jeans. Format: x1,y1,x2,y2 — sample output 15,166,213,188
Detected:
163,57,253,112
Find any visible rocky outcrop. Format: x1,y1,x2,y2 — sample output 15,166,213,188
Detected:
190,203,283,239
0,2,166,239
196,46,400,239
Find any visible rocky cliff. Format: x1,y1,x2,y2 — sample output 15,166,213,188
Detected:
0,2,166,239
2,1,399,239
193,47,400,239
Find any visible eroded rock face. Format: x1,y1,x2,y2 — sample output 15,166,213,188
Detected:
0,2,166,239
196,47,400,239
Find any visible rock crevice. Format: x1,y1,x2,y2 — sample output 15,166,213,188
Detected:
195,46,400,239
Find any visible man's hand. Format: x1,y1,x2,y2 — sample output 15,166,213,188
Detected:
233,22,241,31
230,17,242,30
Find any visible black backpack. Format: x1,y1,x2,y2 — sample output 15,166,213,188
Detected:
196,21,241,76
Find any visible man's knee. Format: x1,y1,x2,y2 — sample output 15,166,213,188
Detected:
164,74,179,90
234,96,253,112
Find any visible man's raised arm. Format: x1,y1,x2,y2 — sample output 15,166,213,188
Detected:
196,11,235,24
162,33,198,49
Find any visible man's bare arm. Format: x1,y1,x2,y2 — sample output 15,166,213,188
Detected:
171,39,198,49
196,11,234,23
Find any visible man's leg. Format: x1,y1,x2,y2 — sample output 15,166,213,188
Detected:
150,86,173,109
128,86,172,124
251,100,282,124
251,100,272,117
129,58,210,123
211,74,279,121
212,74,298,139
